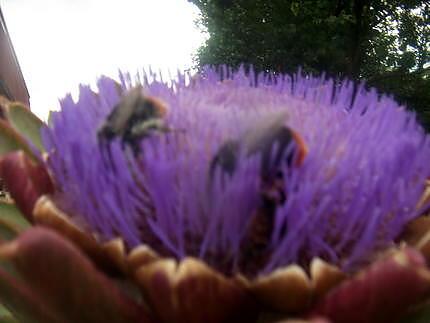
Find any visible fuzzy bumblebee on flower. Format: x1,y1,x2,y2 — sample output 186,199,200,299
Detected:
1,66,430,323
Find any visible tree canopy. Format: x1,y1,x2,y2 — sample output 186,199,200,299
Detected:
190,0,430,129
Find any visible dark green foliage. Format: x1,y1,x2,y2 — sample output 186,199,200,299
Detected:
191,0,430,129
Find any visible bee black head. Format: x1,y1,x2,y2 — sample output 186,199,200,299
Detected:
97,87,168,155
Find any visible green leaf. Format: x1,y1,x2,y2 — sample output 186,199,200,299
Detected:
400,303,430,323
0,223,16,242
0,304,18,323
4,103,45,152
0,121,37,161
0,266,60,322
0,304,12,317
290,2,299,16
0,316,19,323
0,203,30,240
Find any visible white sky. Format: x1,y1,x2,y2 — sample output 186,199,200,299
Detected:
0,0,207,120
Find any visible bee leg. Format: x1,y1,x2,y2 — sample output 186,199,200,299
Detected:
119,133,141,157
238,207,275,276
97,137,118,171
208,140,240,183
238,173,288,276
261,171,286,207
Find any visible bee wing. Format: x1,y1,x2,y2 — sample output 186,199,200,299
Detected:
241,111,308,176
243,110,290,155
100,86,144,137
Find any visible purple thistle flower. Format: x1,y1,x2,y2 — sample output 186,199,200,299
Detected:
42,67,430,278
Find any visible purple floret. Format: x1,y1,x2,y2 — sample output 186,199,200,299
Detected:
42,67,430,277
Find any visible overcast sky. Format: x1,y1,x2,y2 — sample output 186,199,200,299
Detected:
0,0,206,120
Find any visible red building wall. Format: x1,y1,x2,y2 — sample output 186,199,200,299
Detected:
0,7,29,106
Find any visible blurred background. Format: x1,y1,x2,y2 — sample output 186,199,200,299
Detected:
0,0,429,129
0,0,206,120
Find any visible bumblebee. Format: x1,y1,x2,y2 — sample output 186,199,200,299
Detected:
97,86,168,154
209,113,307,183
209,113,308,224
209,114,308,273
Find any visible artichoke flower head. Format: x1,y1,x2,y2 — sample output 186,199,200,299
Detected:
0,67,430,323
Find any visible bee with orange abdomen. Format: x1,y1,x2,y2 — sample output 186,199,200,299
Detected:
209,114,308,271
209,112,307,184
